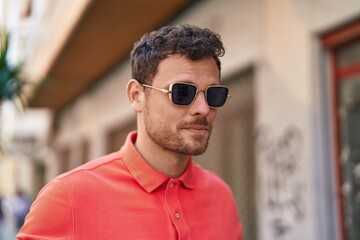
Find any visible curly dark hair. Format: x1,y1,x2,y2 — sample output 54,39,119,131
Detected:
130,24,225,85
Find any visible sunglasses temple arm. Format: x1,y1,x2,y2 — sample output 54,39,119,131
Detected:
142,84,171,94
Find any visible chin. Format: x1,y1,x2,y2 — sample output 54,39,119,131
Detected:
184,141,209,156
190,149,207,156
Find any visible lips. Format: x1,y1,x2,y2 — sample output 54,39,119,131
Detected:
183,125,210,131
177,117,212,137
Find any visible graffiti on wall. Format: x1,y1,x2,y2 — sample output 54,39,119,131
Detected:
256,125,306,240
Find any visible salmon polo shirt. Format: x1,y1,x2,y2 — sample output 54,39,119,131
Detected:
17,131,242,240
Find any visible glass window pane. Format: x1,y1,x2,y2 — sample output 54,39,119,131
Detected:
339,74,360,240
337,38,360,68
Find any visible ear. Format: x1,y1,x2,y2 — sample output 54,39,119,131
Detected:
127,79,144,112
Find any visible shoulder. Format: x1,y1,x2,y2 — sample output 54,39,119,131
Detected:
191,163,243,236
31,151,122,208
193,163,229,187
37,151,129,202
59,151,122,178
193,163,235,200
55,151,127,185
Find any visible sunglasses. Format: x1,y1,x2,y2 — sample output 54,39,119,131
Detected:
141,82,231,108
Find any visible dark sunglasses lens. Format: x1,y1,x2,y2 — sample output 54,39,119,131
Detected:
171,83,197,105
207,87,228,107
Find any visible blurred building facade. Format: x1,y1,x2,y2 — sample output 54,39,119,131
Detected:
1,0,360,240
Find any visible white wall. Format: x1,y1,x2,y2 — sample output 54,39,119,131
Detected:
256,0,360,240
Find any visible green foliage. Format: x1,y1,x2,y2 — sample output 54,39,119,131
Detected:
0,33,25,103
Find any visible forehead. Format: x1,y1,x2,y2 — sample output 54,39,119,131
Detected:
153,55,220,86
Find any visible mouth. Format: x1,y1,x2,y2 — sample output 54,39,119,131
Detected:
177,117,212,135
182,125,210,134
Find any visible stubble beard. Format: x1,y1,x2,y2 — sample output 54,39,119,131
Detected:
143,108,212,156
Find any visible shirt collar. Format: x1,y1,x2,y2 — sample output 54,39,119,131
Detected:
120,131,195,193
178,158,195,189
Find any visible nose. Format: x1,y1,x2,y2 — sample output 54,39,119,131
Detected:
190,90,210,116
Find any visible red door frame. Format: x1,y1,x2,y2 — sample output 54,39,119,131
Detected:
322,19,360,240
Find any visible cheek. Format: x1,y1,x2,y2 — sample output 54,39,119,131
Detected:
207,110,217,123
146,100,181,124
148,93,174,112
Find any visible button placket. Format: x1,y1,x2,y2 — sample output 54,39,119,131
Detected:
167,181,179,220
164,180,190,239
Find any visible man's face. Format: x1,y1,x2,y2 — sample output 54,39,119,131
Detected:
141,54,220,156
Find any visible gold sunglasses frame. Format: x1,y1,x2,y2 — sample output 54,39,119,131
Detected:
141,82,231,108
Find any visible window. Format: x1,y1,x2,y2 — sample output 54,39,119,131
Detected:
323,19,360,240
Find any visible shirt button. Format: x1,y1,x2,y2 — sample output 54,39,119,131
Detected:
175,212,180,219
169,182,174,188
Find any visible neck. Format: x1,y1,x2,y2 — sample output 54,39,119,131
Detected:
135,132,190,178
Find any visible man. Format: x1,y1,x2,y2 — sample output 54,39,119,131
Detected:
17,25,243,239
